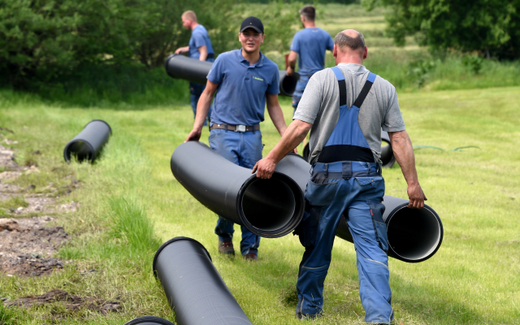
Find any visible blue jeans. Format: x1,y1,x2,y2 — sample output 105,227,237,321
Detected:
296,161,393,324
292,74,312,111
209,128,263,256
190,82,211,126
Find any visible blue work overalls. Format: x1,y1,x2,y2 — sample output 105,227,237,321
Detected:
296,67,393,324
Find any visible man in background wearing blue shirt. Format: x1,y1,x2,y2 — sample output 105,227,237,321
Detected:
287,5,334,111
185,17,290,261
175,10,214,125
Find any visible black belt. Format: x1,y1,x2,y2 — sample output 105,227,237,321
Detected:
210,123,260,132
318,144,375,163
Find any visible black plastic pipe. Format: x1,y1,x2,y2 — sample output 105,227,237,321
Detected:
165,54,214,85
275,153,443,263
381,130,396,168
63,119,112,163
153,237,253,325
278,70,300,97
164,54,298,96
170,141,304,238
124,316,175,325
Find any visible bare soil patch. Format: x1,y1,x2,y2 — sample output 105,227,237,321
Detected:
4,289,122,315
0,216,68,276
0,143,71,277
1,129,122,320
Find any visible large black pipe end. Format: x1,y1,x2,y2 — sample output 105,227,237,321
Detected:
279,71,299,97
164,54,181,79
63,119,112,163
64,141,95,163
238,172,305,238
153,237,211,278
386,204,443,263
124,316,175,325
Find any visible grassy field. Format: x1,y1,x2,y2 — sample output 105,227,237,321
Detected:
1,2,520,324
1,83,520,324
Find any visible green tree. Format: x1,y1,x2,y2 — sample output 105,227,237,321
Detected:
363,0,520,60
0,0,237,88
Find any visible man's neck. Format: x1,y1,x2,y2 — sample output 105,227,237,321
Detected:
303,21,316,28
190,22,199,31
241,49,261,65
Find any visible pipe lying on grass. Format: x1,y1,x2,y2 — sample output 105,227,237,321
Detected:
170,141,304,238
164,54,299,97
63,119,111,163
153,237,253,325
124,316,175,325
275,153,443,263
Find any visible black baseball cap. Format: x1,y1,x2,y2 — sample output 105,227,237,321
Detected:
240,16,264,34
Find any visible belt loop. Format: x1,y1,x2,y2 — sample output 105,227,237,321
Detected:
224,123,229,131
342,161,352,179
324,163,328,178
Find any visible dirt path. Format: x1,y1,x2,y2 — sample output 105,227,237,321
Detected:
0,135,121,318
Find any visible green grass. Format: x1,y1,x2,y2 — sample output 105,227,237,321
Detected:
1,83,520,324
1,2,520,324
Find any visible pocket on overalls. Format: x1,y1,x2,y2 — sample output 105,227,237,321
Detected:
369,200,388,252
306,178,338,207
354,176,383,188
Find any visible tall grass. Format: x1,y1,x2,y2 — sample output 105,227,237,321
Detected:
1,63,190,109
108,197,162,255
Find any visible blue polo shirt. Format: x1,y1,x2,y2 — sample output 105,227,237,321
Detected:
207,49,280,126
189,25,214,60
290,27,334,75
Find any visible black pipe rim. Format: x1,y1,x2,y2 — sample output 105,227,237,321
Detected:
63,140,95,163
386,204,444,263
236,172,305,238
84,119,112,135
152,237,212,278
280,72,299,97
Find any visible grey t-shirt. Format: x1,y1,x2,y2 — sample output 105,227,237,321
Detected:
293,63,406,165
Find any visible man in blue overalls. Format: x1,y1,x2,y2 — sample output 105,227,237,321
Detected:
175,10,215,125
253,29,427,323
186,17,290,261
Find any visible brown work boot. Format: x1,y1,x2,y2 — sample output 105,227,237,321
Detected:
244,253,258,261
218,240,235,255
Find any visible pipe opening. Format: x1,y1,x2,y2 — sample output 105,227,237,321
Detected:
280,74,298,96
381,141,393,166
238,173,304,238
387,206,443,262
64,141,94,162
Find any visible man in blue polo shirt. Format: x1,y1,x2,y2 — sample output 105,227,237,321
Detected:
175,10,214,125
287,5,334,111
186,16,290,262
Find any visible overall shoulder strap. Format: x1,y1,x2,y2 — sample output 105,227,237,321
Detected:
352,72,376,109
331,67,347,106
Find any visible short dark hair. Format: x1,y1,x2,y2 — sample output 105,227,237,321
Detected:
299,5,315,21
334,31,365,51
